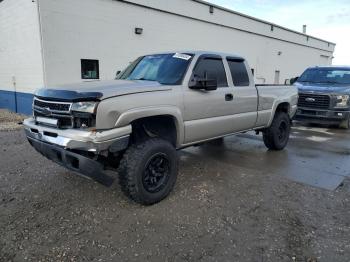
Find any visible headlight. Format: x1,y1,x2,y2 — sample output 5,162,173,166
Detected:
71,101,98,113
336,95,349,108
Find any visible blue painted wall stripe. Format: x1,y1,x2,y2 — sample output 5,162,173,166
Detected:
0,89,33,115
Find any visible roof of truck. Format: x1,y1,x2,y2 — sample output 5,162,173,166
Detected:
147,51,245,60
308,66,350,70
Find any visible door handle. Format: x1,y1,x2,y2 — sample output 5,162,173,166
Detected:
225,93,233,101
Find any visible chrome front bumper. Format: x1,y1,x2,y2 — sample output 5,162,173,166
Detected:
24,118,131,153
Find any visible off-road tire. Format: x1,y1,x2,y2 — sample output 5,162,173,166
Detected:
339,117,350,129
263,112,291,150
118,138,178,205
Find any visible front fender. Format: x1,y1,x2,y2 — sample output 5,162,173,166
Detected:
115,106,185,147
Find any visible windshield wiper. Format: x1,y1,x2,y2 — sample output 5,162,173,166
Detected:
298,80,318,83
133,78,161,84
320,81,341,84
135,77,155,81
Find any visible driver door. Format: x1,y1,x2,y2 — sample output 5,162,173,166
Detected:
183,54,235,144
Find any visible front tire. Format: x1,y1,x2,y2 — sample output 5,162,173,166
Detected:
263,112,291,150
118,138,178,205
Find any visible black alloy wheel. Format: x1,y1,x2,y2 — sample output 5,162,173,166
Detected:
142,153,171,193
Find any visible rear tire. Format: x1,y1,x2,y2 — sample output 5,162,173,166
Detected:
339,117,350,129
118,138,178,205
263,112,291,150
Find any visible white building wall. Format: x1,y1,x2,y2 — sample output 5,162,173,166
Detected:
130,0,335,52
38,0,334,87
0,0,335,114
0,0,44,114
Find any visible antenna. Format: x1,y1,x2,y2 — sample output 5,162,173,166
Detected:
303,25,307,34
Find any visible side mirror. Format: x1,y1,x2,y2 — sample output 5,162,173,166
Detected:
291,77,299,85
284,77,299,85
115,70,121,79
285,79,291,85
189,71,218,91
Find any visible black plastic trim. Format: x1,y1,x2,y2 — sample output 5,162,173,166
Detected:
35,89,103,102
27,137,114,186
226,57,245,62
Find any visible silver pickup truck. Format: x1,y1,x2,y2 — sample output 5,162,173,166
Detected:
24,51,298,205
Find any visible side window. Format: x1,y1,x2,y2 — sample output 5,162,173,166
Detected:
193,58,228,87
227,59,250,86
81,59,99,80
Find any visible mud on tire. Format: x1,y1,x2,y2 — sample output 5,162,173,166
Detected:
263,112,291,150
118,138,178,205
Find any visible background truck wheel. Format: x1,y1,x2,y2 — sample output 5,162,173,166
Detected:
339,117,350,129
263,112,291,150
118,138,178,205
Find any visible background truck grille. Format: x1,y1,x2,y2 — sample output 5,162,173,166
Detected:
298,93,330,109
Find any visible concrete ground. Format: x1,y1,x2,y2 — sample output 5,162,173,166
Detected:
0,120,349,261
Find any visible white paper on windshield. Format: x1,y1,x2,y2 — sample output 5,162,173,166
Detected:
173,53,191,61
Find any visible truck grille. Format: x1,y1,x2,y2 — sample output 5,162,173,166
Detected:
33,98,73,128
298,93,330,109
34,99,71,112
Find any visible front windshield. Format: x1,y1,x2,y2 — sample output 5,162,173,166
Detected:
117,53,193,85
298,68,350,85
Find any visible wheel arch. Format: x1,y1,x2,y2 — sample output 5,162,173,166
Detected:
267,101,291,127
115,107,184,147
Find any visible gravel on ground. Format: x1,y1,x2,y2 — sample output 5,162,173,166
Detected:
0,109,26,131
0,112,349,262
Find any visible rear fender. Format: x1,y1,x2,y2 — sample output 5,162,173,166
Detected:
267,100,293,127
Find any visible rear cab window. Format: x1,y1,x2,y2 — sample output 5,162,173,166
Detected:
227,57,250,86
192,55,228,87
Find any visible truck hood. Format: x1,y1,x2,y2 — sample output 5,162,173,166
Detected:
295,82,350,94
35,80,171,102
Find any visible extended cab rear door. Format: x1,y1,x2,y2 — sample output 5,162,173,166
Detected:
225,57,258,131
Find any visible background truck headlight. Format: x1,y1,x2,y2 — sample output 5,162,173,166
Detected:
71,102,98,113
335,95,349,108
